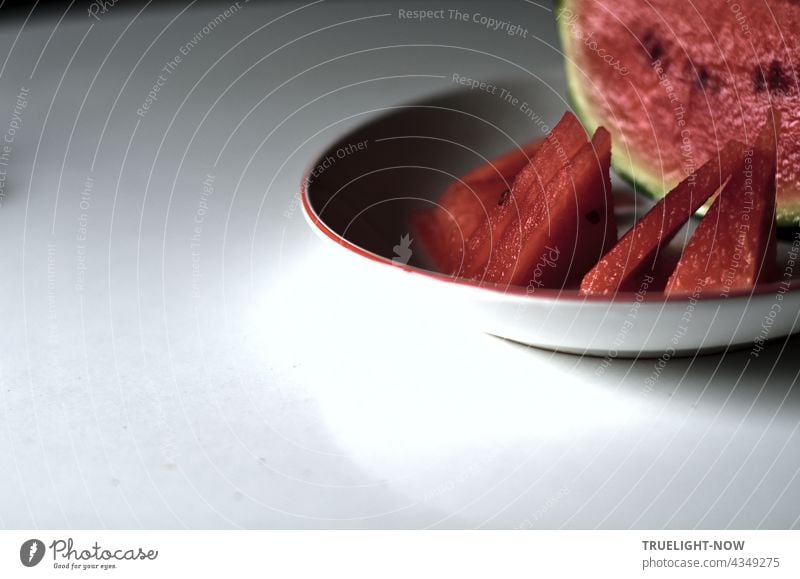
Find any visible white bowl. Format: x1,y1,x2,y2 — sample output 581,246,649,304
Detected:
301,85,800,357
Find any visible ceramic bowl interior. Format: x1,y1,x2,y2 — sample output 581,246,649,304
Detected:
302,83,800,355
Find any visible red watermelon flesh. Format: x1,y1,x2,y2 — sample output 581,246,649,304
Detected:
666,110,780,296
480,127,615,288
412,139,542,274
581,140,748,296
460,138,544,184
462,112,589,279
558,0,800,226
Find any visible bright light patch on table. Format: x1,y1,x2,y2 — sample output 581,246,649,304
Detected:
253,248,639,479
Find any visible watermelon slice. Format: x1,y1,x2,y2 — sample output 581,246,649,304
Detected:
462,112,589,279
479,127,616,288
557,0,800,226
580,140,748,295
460,138,544,184
666,110,780,296
413,139,542,274
413,173,514,274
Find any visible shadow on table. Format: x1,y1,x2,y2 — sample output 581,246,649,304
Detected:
530,332,800,415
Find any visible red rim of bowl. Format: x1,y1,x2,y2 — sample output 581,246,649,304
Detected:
301,170,798,304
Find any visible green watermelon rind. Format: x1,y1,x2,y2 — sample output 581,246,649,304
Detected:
555,0,800,228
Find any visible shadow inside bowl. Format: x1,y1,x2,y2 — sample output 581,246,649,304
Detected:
303,81,573,270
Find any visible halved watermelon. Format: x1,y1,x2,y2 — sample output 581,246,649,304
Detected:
412,138,542,274
666,110,780,296
581,140,748,295
462,112,589,279
557,0,800,226
479,127,616,288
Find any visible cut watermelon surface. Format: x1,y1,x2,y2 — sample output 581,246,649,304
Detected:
480,128,616,288
666,110,780,296
412,139,542,274
460,138,544,184
462,112,589,279
557,0,800,226
581,140,748,296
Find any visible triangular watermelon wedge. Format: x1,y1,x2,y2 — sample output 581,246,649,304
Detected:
462,112,588,279
460,138,544,184
580,140,748,295
665,110,780,296
479,127,615,288
413,139,542,274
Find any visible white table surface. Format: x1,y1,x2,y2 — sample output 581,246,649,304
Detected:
0,1,798,530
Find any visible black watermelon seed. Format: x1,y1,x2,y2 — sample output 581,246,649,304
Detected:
754,60,793,96
585,210,601,225
695,66,719,92
498,189,511,206
768,60,789,93
682,62,721,94
642,30,665,65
